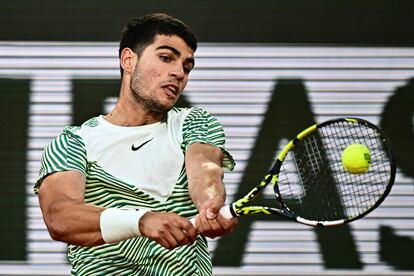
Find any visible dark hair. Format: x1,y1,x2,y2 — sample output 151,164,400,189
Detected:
118,13,197,76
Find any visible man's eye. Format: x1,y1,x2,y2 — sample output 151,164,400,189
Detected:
160,55,170,62
184,66,192,74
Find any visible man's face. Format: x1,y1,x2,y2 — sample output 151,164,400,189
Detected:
129,34,195,114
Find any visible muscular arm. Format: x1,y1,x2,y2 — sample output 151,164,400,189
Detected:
39,170,198,249
38,170,105,247
186,143,225,207
186,143,237,238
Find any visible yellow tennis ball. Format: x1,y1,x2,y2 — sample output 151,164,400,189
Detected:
341,144,371,174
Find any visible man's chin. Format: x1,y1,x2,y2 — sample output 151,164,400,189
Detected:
148,102,175,114
161,99,178,111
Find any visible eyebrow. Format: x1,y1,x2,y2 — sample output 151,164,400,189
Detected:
156,45,195,68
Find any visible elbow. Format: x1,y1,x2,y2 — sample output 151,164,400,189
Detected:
42,204,69,242
48,228,64,242
44,214,67,242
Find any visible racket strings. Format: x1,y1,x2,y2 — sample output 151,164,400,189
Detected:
278,120,392,222
325,121,390,217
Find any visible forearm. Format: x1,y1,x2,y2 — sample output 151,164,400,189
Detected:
188,161,225,209
44,199,196,249
43,198,104,246
186,143,238,238
186,143,226,209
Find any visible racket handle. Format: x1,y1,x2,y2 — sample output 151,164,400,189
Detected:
189,204,234,227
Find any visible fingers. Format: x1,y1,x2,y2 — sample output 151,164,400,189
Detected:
194,196,239,239
196,209,225,238
163,222,196,249
196,208,238,239
160,230,187,250
182,219,198,239
139,212,198,250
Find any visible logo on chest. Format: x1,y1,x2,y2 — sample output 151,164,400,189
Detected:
131,138,153,151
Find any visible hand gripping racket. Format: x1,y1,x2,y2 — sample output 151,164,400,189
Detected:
191,117,396,227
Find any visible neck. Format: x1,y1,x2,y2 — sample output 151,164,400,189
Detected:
104,84,163,127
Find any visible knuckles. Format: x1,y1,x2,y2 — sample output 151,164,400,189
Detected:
142,212,198,249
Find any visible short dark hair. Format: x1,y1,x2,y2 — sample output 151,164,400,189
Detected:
118,13,198,76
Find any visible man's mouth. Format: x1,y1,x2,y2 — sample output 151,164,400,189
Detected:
162,84,179,97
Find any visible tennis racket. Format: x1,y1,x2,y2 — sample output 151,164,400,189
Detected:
191,117,396,227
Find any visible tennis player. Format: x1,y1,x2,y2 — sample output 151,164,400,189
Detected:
34,13,237,275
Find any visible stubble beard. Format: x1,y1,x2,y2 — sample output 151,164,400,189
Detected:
129,71,174,115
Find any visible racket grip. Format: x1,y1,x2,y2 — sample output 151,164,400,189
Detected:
189,204,234,227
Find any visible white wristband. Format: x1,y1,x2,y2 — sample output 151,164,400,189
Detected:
100,208,149,244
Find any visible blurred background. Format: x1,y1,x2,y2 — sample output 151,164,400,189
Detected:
0,1,413,275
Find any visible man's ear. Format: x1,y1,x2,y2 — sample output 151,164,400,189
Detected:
120,48,136,75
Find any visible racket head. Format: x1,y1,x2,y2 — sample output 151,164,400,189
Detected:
274,117,396,226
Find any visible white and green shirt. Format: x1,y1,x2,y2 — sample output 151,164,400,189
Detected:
34,107,235,276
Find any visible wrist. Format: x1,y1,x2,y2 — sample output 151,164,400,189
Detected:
100,208,149,244
138,211,152,236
